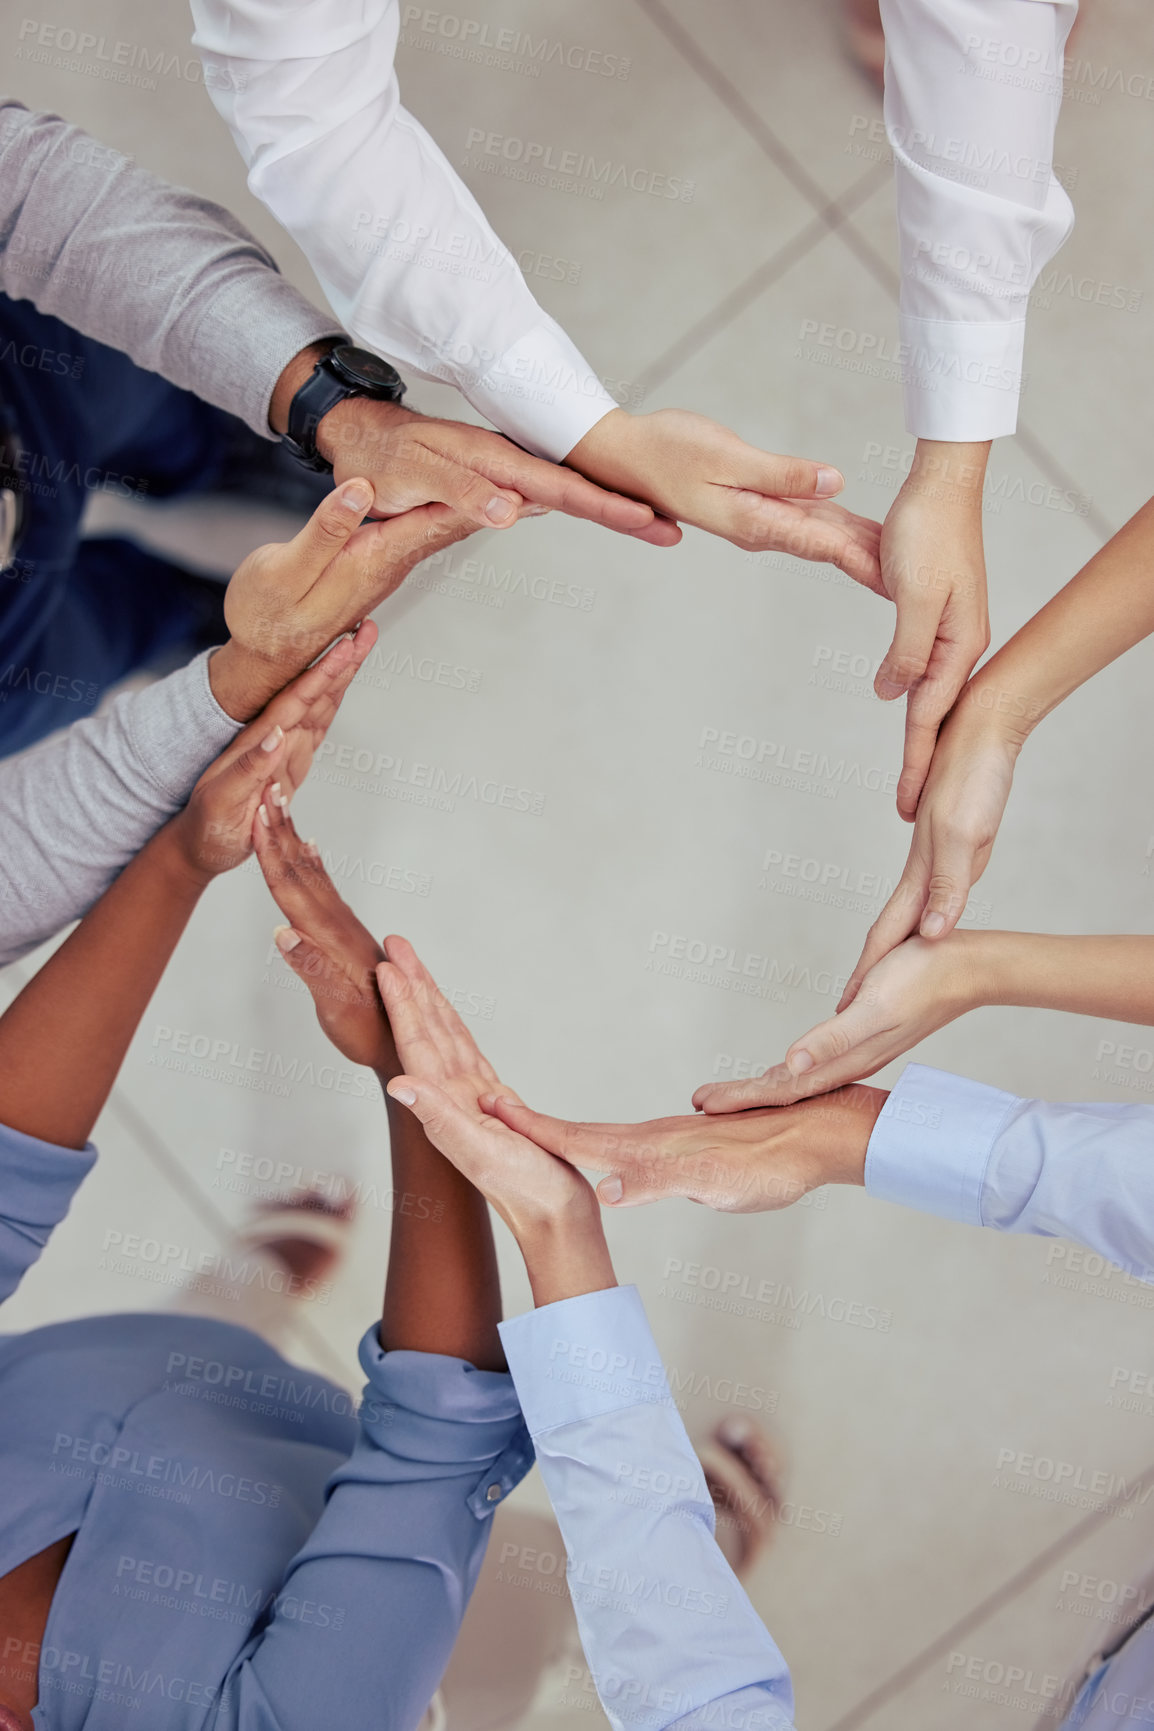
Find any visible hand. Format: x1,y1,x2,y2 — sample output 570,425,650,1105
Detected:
874,442,992,817
839,687,1023,999
378,940,599,1242
209,483,476,721
254,801,396,1075
322,398,676,545
485,1086,887,1211
693,936,987,1111
566,407,883,583
169,628,371,883
269,340,669,543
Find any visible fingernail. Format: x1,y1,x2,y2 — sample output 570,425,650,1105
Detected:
788,1050,814,1076
257,804,270,828
876,679,904,701
921,912,946,938
388,1083,417,1106
260,725,283,753
486,497,516,525
719,1416,754,1447
599,1176,624,1204
522,504,552,517
274,924,300,953
339,479,374,514
816,466,843,497
269,782,286,809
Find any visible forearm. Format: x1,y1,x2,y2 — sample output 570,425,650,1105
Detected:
0,823,207,1148
379,1091,506,1370
962,496,1154,740
0,655,238,969
0,102,341,439
974,931,1154,1025
515,1204,618,1310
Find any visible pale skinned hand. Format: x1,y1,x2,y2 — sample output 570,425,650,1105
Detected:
320,398,676,545
567,408,883,582
875,459,992,817
210,481,478,721
484,1085,887,1211
170,628,371,882
254,799,396,1075
379,939,600,1241
692,936,982,1112
839,693,1022,1005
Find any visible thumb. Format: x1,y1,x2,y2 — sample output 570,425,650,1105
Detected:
271,923,343,999
286,478,376,577
384,1076,471,1158
744,452,845,500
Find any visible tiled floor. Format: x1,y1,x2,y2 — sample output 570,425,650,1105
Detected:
5,1,1154,1726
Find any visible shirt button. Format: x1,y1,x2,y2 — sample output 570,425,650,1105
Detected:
485,1483,502,1503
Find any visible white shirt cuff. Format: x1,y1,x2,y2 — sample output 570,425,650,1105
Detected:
899,315,1026,441
460,321,620,461
865,1063,1022,1228
498,1285,671,1434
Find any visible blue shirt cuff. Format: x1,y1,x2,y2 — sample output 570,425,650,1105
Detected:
865,1063,1021,1228
498,1285,672,1436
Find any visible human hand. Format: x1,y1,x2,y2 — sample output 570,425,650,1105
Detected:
874,442,992,816
838,687,1023,1000
320,398,677,545
379,940,601,1245
254,800,396,1074
485,1085,887,1210
692,936,988,1111
209,482,476,721
169,628,371,883
566,407,883,582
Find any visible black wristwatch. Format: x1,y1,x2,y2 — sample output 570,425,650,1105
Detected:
283,343,406,473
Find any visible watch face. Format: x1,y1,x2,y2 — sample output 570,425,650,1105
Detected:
330,344,403,394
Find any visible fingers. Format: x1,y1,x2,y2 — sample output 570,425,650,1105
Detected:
690,1075,780,1114
252,787,334,915
896,643,980,823
875,588,942,702
739,449,845,501
426,458,524,530
491,450,659,535
481,1097,636,1174
625,515,683,547
384,1075,479,1168
282,478,376,588
916,828,978,942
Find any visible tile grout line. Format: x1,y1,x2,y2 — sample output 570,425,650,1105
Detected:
636,167,891,398
630,0,1117,542
820,1459,1154,1730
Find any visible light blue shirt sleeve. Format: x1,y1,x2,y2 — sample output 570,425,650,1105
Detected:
498,1286,795,1731
0,1119,97,1304
212,1327,535,1730
866,1063,1154,1281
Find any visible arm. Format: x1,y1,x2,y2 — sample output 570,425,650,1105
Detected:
0,100,341,439
846,491,1154,984
191,3,882,576
694,932,1154,1113
0,638,366,1151
374,955,799,1730
873,0,1076,805
252,799,506,1370
0,480,476,966
866,1062,1154,1282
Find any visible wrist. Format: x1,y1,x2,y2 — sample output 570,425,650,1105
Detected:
904,438,991,507
317,394,416,474
804,1085,889,1189
954,670,1042,750
207,643,282,724
515,1198,617,1308
151,818,215,900
268,339,342,437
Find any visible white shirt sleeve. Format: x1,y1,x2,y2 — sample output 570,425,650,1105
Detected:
0,652,240,968
865,1063,1154,1281
498,1286,795,1731
878,0,1077,440
189,0,619,461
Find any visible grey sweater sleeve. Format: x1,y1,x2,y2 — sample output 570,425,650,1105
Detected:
0,99,344,437
0,653,240,967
